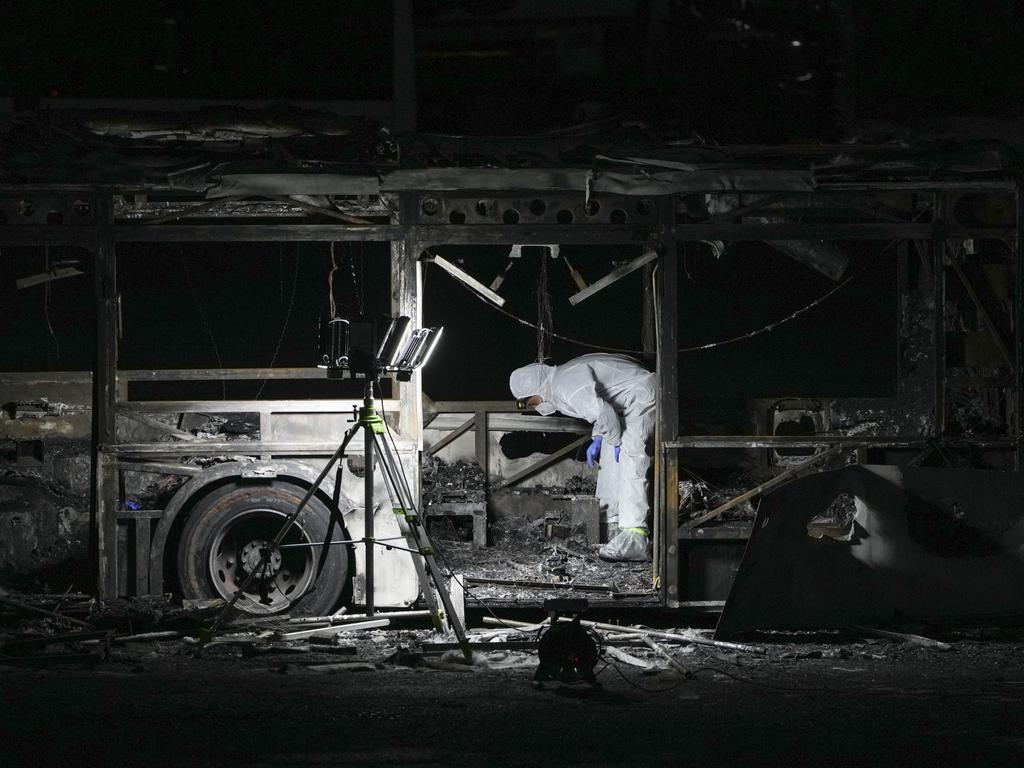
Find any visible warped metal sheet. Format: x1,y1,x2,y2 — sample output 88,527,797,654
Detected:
207,173,380,198
594,169,815,194
381,167,814,194
715,465,1024,638
380,168,589,191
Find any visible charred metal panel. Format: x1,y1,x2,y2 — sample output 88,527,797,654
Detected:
715,465,1024,638
0,476,89,577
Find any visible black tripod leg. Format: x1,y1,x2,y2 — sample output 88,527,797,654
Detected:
207,425,359,637
317,462,347,577
373,432,473,662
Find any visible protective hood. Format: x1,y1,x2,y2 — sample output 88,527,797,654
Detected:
509,363,557,415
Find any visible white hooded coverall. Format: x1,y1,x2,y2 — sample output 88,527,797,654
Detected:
509,354,656,560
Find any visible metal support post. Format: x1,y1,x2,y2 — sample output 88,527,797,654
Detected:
364,402,375,617
657,235,680,605
933,195,947,437
1016,187,1024,470
93,193,119,599
641,260,657,365
474,409,488,479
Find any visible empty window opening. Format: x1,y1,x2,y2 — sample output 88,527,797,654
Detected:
775,414,818,458
806,492,858,541
499,432,584,460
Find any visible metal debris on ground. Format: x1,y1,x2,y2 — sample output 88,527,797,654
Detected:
679,475,759,523
2,584,1020,688
481,616,765,654
855,625,953,651
433,515,651,602
422,457,487,505
557,474,597,495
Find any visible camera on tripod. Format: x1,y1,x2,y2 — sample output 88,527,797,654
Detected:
317,315,442,381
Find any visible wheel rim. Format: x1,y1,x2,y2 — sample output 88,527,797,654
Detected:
207,508,317,613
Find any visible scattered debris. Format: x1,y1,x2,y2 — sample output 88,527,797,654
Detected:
435,516,651,603
557,475,596,495
605,645,657,671
0,572,1011,688
277,618,391,641
856,626,953,652
303,661,378,673
0,594,92,628
80,630,181,646
642,636,693,677
482,616,765,654
422,457,487,506
463,576,615,594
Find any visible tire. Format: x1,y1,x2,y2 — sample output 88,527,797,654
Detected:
177,480,350,617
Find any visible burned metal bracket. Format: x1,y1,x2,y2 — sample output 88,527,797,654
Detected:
268,195,373,226
687,444,844,528
562,254,589,292
424,253,505,307
497,434,591,490
424,415,476,457
119,410,199,442
142,195,245,225
568,248,659,306
946,246,1014,368
15,265,84,290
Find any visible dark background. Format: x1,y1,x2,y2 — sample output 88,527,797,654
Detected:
4,1,1022,135
1,0,1017,400
0,239,895,401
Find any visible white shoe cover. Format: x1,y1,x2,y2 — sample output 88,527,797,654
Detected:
598,529,651,562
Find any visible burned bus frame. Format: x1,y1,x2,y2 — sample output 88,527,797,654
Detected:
0,168,1020,610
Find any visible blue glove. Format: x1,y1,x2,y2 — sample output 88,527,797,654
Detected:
614,444,621,463
586,436,603,468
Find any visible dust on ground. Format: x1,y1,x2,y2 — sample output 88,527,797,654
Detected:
430,515,653,602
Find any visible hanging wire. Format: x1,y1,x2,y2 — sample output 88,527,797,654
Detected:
328,241,339,318
279,245,284,303
180,247,226,399
354,241,365,316
451,271,854,355
535,248,553,362
255,243,300,399
677,275,854,352
42,246,60,360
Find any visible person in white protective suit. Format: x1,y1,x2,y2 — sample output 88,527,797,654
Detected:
509,354,656,561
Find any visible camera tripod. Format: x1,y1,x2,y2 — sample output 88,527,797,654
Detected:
209,378,472,662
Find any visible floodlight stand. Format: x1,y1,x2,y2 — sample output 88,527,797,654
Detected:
208,378,472,662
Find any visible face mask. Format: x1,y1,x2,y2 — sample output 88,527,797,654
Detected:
535,402,556,416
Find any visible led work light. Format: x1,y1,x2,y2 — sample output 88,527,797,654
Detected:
317,315,442,381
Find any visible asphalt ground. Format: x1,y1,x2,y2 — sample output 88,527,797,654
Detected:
2,634,1023,767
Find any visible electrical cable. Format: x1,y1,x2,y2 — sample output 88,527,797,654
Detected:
327,384,978,698
604,659,692,693
677,275,854,352
372,380,548,636
255,244,300,400
368,384,854,668
603,652,828,695
42,246,60,360
328,241,339,318
354,241,365,317
686,665,820,692
451,269,855,354
605,642,900,695
180,248,226,400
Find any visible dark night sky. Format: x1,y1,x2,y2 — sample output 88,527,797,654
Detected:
0,239,895,402
3,2,1022,133
1,1,1015,401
